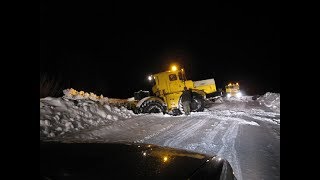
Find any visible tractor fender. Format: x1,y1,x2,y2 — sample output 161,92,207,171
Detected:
191,89,206,98
136,96,166,108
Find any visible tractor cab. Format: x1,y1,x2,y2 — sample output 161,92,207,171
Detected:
147,66,194,111
150,67,192,96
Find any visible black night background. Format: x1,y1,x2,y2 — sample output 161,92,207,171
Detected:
40,1,280,98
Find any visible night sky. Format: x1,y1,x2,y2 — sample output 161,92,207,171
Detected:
40,2,280,98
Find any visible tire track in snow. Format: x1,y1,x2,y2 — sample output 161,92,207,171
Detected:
216,121,242,180
97,115,179,142
133,123,176,143
162,118,207,148
142,115,201,145
182,120,225,153
202,111,245,180
130,115,187,143
206,109,277,180
199,121,225,152
134,116,188,145
180,113,245,180
212,112,266,180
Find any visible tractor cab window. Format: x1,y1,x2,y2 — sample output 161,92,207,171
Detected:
178,72,186,81
169,74,177,81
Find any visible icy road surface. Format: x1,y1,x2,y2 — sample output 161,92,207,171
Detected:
54,98,280,180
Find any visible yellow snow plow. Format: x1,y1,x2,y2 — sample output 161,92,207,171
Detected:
225,82,242,98
130,65,221,115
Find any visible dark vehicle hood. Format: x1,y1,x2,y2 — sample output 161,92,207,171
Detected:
40,141,236,179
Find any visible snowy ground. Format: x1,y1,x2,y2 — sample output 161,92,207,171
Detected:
40,93,280,180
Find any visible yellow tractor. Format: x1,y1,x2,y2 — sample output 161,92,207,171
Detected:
131,65,220,115
225,82,242,98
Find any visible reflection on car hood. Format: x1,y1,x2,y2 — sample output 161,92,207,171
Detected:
40,141,236,179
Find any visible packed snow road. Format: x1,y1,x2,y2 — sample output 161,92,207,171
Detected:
48,97,280,180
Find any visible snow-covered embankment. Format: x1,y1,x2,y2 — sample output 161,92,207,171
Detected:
40,89,135,138
257,92,280,113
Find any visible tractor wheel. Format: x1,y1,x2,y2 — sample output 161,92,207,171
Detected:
179,93,205,114
190,93,205,112
178,98,186,114
140,100,165,114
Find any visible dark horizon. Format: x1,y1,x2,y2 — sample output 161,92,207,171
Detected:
40,2,280,98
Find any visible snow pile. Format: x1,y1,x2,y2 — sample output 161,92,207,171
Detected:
63,88,109,104
40,96,136,138
257,92,280,113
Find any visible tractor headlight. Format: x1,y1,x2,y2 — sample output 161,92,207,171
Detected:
227,93,231,98
148,75,152,81
236,92,242,98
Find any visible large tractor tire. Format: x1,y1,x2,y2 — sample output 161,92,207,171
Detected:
190,93,205,112
179,93,205,114
140,100,165,114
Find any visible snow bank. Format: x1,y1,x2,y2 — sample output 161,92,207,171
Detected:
257,92,280,113
40,89,136,139
224,95,253,102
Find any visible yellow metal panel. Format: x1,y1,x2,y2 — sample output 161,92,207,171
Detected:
184,80,194,89
164,92,182,110
194,84,216,94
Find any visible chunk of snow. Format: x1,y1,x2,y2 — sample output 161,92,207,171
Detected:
107,114,113,120
65,122,74,132
104,104,111,111
49,132,55,137
55,127,62,131
77,122,84,129
40,120,50,127
53,115,60,121
113,115,119,121
257,92,280,113
97,109,107,118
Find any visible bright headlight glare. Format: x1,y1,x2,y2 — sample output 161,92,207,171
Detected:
236,92,242,97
